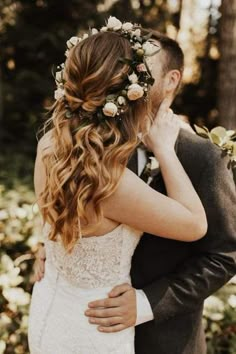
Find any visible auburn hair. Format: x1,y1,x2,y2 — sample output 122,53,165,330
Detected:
37,31,150,253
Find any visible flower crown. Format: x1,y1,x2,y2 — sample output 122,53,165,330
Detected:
54,16,160,121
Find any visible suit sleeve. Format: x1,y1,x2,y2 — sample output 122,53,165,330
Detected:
142,145,236,324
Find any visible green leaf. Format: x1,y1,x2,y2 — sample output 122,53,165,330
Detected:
194,124,209,138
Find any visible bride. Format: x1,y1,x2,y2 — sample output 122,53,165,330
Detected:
28,17,207,354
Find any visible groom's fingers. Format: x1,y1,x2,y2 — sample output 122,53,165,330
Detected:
87,296,121,309
108,283,132,297
89,316,122,326
98,324,126,333
85,307,120,319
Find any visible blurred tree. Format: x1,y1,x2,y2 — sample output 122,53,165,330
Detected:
218,0,236,129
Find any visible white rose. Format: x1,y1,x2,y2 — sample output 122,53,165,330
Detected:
55,70,63,83
228,295,236,308
103,102,118,117
122,22,133,31
107,16,122,31
128,72,138,84
66,36,79,49
91,28,98,35
100,26,108,32
142,41,156,56
117,96,126,105
54,87,65,100
82,33,89,40
132,29,141,37
133,42,142,50
127,84,144,101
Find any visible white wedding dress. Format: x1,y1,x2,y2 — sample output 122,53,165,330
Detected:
28,222,142,354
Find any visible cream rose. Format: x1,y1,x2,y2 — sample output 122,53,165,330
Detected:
107,16,122,31
91,28,98,35
142,41,156,56
122,22,133,31
127,84,144,101
66,36,79,49
100,26,108,32
117,96,126,105
133,42,142,50
132,29,141,37
103,102,118,117
54,87,65,100
82,33,89,40
128,72,138,84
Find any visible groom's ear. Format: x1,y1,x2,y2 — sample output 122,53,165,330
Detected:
163,69,181,95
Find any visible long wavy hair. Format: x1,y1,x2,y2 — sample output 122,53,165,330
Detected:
37,31,151,253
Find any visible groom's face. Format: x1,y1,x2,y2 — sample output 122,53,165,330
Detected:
147,40,181,116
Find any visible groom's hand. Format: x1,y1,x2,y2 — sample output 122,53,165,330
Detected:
85,283,137,333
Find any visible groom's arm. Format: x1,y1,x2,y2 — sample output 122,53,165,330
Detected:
142,145,236,324
85,143,236,331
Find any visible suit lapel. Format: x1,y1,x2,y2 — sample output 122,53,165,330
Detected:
127,149,138,175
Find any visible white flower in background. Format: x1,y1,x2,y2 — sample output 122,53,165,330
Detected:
228,275,236,284
228,294,236,308
122,22,133,31
142,41,156,56
66,36,79,49
100,26,108,32
54,87,65,100
0,209,8,220
132,29,141,37
3,287,30,306
0,267,23,288
107,16,122,31
0,340,6,354
203,295,225,321
103,102,118,117
117,96,126,105
91,28,98,35
127,83,144,100
15,207,27,219
128,72,138,84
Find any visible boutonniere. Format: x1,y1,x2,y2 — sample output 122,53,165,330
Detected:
141,155,160,183
194,125,236,184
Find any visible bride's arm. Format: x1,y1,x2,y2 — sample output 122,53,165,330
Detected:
102,99,207,242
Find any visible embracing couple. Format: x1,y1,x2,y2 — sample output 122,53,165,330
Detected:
28,17,236,354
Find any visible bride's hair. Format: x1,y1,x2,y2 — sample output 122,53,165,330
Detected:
38,31,150,253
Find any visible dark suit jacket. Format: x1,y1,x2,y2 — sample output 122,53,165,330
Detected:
129,128,236,354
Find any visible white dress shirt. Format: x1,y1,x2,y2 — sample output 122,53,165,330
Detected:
134,147,154,326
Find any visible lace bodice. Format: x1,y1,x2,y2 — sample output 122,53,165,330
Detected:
43,222,142,288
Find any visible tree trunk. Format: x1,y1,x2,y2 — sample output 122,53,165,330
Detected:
218,0,236,129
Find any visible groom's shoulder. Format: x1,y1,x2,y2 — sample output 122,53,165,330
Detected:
178,128,223,164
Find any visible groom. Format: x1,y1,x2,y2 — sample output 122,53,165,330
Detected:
83,32,236,354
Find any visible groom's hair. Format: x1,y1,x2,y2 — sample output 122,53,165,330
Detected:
142,28,184,76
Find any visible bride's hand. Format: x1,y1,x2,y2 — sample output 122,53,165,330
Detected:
143,97,180,156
